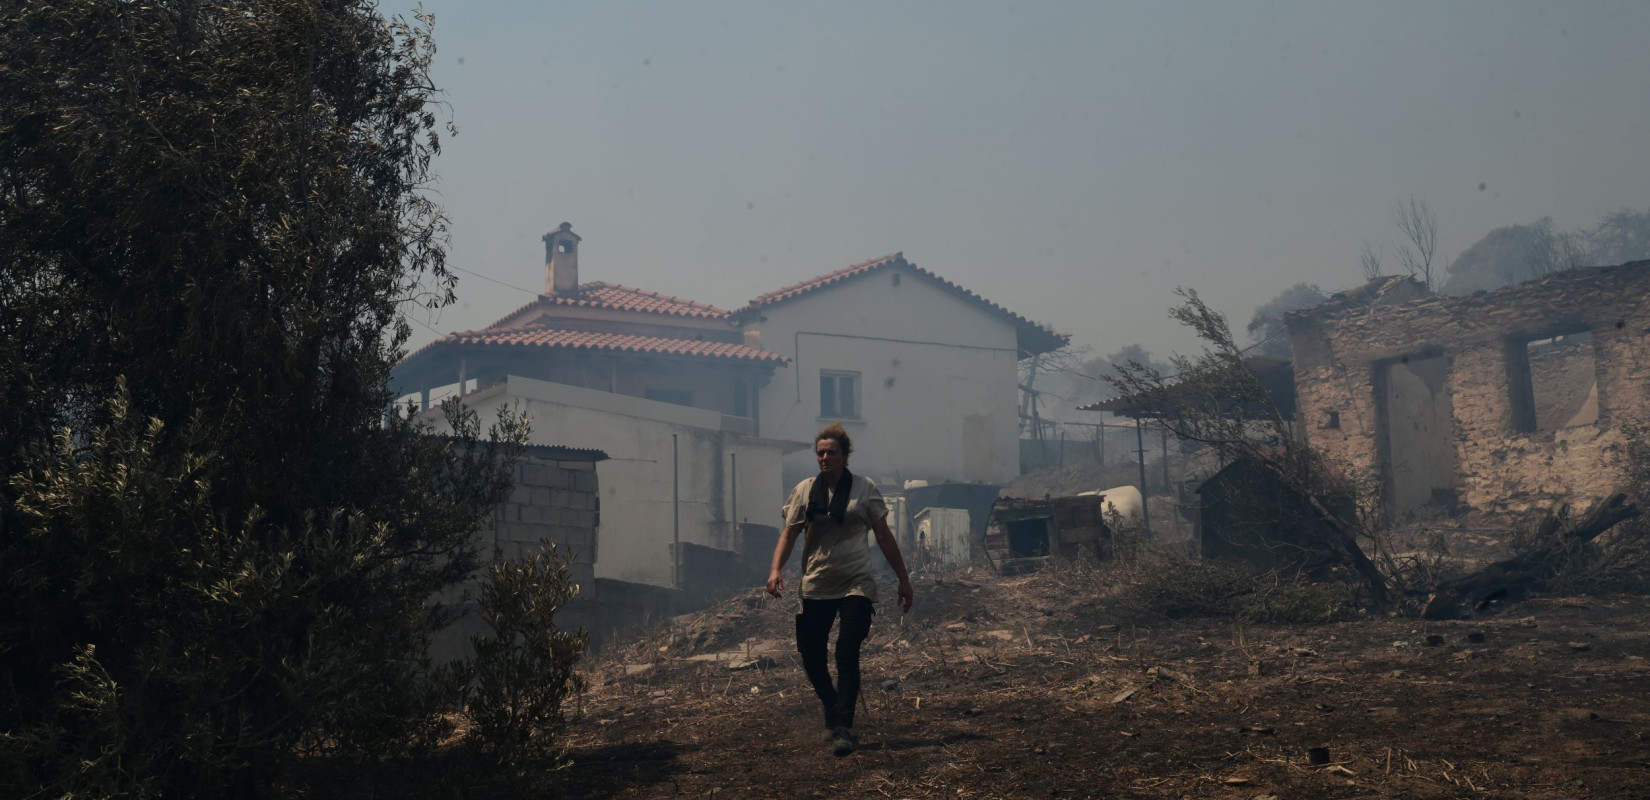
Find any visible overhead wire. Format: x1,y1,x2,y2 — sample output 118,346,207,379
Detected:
449,265,541,296
393,261,542,339
398,310,446,338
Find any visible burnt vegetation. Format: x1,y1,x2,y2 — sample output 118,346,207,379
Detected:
1107,289,1391,610
1105,287,1650,624
5,3,1650,798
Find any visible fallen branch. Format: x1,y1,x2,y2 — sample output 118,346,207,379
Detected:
1422,493,1641,619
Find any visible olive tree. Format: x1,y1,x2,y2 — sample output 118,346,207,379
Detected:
0,3,544,796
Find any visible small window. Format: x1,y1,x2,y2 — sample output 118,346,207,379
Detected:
557,240,575,254
1320,410,1340,429
644,388,693,407
820,371,860,419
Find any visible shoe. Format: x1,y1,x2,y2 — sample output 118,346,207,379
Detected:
830,725,858,757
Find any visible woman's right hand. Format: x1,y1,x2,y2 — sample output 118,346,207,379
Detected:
766,570,785,598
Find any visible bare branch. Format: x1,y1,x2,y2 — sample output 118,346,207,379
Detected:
1524,218,1591,280
1392,197,1439,291
1104,288,1391,607
1358,239,1383,281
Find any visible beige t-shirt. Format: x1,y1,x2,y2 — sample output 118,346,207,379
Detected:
782,474,888,602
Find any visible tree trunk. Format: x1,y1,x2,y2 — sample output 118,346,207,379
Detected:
1421,493,1641,620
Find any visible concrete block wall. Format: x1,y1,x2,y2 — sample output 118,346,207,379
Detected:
672,541,749,611
738,522,780,584
591,578,682,645
491,454,600,588
1286,262,1650,518
430,450,603,662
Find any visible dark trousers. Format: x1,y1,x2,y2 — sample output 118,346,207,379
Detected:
795,596,874,729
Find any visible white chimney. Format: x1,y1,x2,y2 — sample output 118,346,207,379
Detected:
542,222,581,295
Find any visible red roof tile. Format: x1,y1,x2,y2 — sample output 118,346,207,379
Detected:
741,253,1069,355
412,328,787,365
746,253,909,307
485,282,730,329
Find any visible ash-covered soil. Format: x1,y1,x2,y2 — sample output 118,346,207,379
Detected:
562,565,1650,799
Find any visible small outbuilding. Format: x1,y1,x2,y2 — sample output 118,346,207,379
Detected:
1196,456,1354,578
983,494,1112,574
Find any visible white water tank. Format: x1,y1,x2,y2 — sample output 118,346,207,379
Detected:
1077,485,1143,527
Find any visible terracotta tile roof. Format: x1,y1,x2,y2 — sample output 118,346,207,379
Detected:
412,328,787,365
485,282,730,328
741,253,1069,356
746,253,912,308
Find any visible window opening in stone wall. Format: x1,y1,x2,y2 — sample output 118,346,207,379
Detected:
820,370,860,419
644,387,693,407
1509,329,1596,433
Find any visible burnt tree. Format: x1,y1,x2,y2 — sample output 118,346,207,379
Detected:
1422,493,1641,619
1108,288,1389,606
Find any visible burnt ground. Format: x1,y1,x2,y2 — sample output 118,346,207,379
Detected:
561,561,1650,799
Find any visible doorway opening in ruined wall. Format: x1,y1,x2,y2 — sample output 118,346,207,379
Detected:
1507,327,1597,434
1373,348,1458,520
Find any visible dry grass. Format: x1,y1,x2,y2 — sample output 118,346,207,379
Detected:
561,557,1650,799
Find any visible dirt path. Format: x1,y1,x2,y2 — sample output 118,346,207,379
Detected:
563,570,1650,799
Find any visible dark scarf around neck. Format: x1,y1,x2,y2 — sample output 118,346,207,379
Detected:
806,468,854,525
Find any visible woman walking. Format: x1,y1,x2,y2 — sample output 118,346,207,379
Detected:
767,422,914,756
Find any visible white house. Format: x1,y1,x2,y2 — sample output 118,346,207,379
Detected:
391,231,1065,589
736,253,1067,489
416,375,795,587
392,224,800,589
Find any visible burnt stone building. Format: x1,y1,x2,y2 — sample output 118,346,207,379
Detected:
1284,262,1650,520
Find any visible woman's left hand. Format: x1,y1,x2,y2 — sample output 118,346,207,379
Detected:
896,579,914,613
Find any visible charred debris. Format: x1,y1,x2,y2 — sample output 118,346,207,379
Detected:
1010,263,1650,619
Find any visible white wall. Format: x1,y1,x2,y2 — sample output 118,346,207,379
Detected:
426,375,791,587
751,265,1023,488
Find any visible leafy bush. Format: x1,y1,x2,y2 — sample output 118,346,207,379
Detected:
466,542,590,780
3,385,524,798
0,3,544,796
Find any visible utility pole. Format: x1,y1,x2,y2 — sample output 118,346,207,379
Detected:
1135,417,1151,537
1160,425,1171,492
1161,424,1173,535
672,433,680,589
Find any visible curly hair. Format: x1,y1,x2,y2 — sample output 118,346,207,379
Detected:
814,421,852,457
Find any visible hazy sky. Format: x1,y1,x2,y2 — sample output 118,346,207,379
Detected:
404,0,1650,360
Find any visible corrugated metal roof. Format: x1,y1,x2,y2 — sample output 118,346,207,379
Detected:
522,444,609,462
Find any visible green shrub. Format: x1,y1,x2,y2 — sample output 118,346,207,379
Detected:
3,385,522,799
466,542,589,781
0,3,534,795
